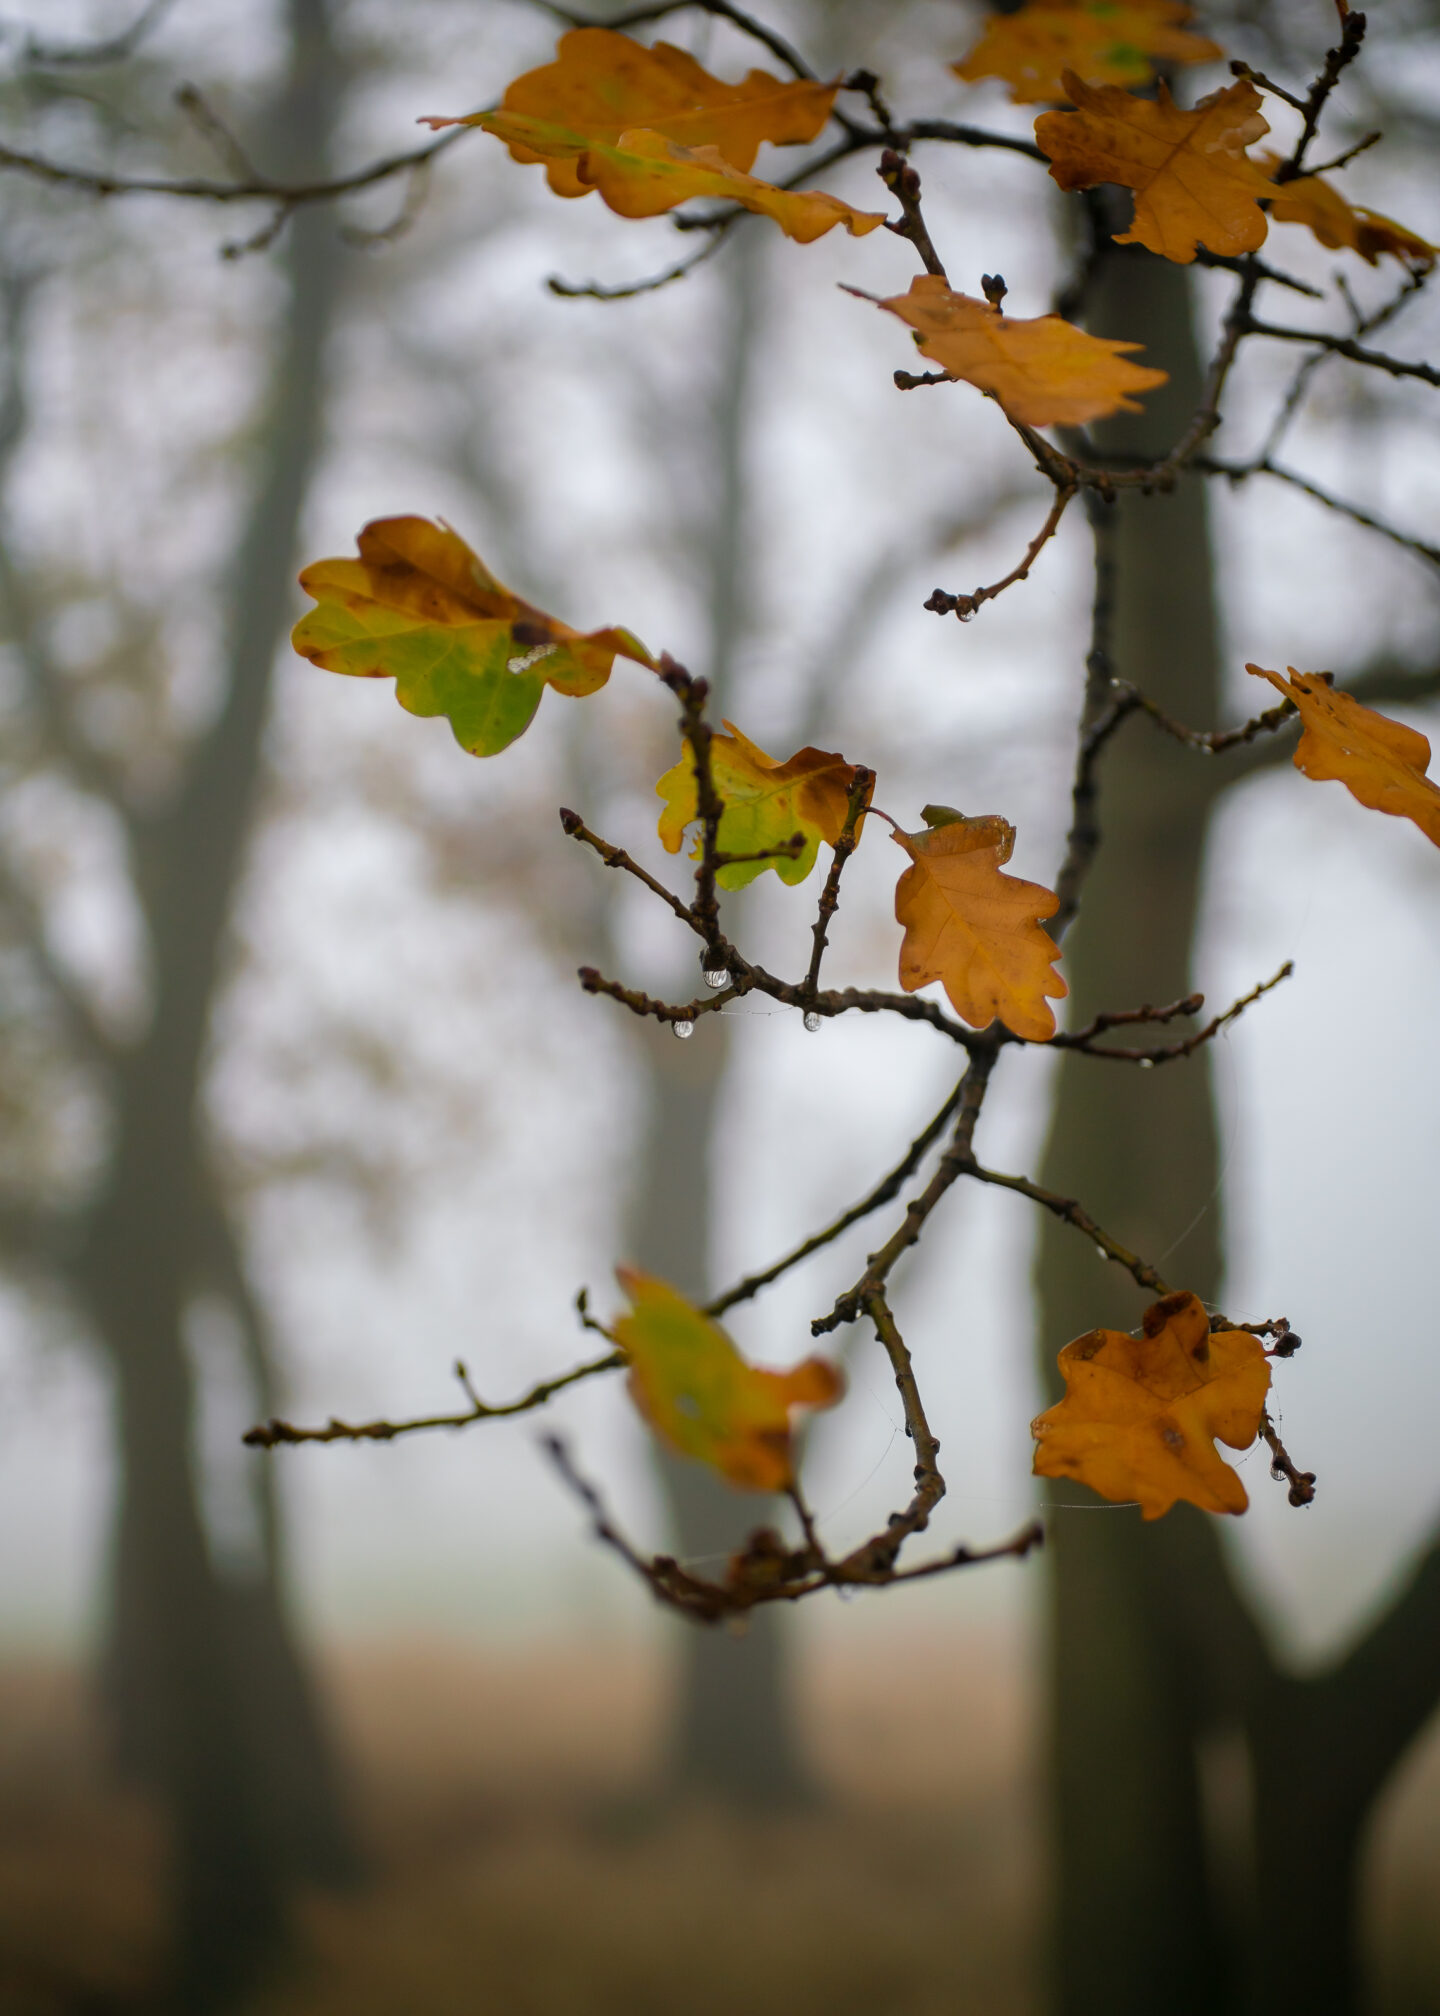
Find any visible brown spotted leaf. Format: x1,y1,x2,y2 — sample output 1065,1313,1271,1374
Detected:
1032,1290,1271,1518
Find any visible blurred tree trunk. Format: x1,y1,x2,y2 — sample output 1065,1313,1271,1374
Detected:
1038,233,1440,2016
627,225,811,1806
72,3,357,2004
1035,239,1230,2016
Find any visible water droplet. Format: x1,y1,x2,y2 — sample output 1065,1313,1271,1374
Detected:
701,962,731,990
1138,1055,1154,1069
1094,1244,1107,1259
803,1010,822,1033
671,1018,695,1040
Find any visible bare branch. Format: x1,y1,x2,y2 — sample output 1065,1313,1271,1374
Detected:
1059,962,1294,1063
1259,1408,1317,1507
707,1074,967,1317
962,1159,1174,1297
813,1042,1000,1335
801,766,874,1003
243,1348,624,1448
24,0,176,66
925,480,1077,623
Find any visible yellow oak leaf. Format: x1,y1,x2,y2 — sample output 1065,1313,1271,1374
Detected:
1032,1290,1271,1519
892,810,1066,1041
1035,73,1275,263
1257,153,1436,268
1246,664,1440,848
862,274,1166,428
657,721,873,890
614,1267,843,1493
429,28,838,198
293,517,654,759
450,110,884,243
954,0,1221,106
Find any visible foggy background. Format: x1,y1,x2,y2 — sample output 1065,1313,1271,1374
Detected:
1,0,1438,2009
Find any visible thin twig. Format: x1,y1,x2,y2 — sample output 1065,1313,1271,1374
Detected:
961,1161,1174,1297
801,766,874,1002
0,125,470,211
706,1075,967,1317
24,0,175,65
878,149,946,279
1060,962,1293,1062
559,808,698,928
549,225,730,300
244,1349,625,1447
1117,679,1299,754
813,1043,999,1335
1259,1409,1317,1506
925,482,1077,622
1241,318,1440,388
1197,457,1440,573
1051,496,1122,942
1056,992,1204,1046
533,0,817,81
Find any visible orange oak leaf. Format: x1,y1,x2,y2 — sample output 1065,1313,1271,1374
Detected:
892,809,1066,1042
453,109,883,243
614,1267,843,1492
657,721,872,890
1035,73,1275,263
292,517,654,758
429,28,838,198
954,0,1221,106
1257,153,1437,268
1031,1290,1271,1518
1246,664,1440,847
861,273,1166,427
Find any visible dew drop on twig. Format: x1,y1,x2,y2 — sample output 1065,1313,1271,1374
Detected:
702,963,731,990
671,1018,695,1041
803,1010,822,1033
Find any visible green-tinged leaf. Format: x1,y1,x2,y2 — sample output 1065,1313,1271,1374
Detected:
615,1267,844,1492
656,720,873,889
457,110,885,243
293,516,654,758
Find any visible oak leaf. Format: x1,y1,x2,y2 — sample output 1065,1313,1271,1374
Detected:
451,109,884,243
1031,1290,1271,1518
1246,664,1440,847
954,0,1221,106
293,517,654,758
892,809,1066,1041
1036,74,1275,263
863,273,1166,427
657,721,873,890
1257,154,1436,268
431,28,838,198
614,1267,843,1492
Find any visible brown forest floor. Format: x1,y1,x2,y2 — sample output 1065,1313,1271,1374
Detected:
0,1626,1438,2015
